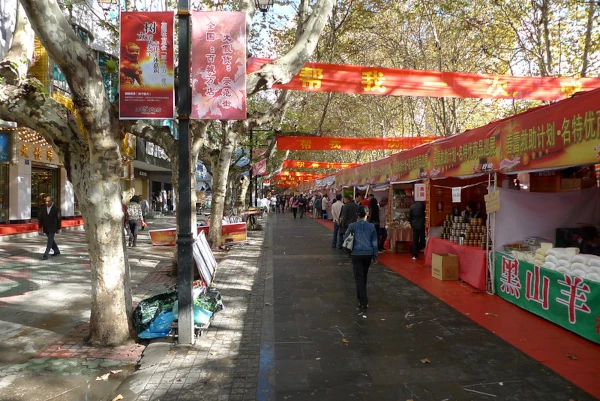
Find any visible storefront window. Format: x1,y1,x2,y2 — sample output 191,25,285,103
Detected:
31,167,58,219
0,165,8,223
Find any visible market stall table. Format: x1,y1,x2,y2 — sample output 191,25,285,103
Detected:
387,227,413,252
425,237,487,291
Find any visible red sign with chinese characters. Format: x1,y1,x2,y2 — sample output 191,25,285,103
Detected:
282,160,361,169
252,159,267,176
119,12,175,119
276,136,436,151
191,12,246,120
390,144,430,182
248,57,600,101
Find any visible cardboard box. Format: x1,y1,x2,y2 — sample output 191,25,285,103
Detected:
431,253,459,281
394,241,412,253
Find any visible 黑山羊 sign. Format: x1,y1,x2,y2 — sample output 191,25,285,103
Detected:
495,254,600,344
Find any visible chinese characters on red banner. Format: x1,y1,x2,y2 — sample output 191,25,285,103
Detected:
191,12,246,120
119,12,175,119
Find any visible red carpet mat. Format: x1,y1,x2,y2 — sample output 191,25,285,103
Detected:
314,217,600,399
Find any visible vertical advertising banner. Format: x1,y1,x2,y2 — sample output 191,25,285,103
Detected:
119,12,175,119
191,12,247,120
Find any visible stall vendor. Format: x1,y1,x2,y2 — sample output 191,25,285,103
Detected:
461,201,480,224
580,226,600,256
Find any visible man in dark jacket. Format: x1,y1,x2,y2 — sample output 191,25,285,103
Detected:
408,201,426,260
38,196,62,260
339,195,358,249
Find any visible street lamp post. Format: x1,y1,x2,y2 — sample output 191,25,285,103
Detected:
254,0,274,13
249,128,254,207
176,0,194,344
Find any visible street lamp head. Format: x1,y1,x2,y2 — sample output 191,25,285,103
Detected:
266,134,276,147
254,0,274,13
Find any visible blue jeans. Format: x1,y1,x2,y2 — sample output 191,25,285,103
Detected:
332,222,340,247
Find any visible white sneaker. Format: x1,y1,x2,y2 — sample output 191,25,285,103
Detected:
412,256,417,260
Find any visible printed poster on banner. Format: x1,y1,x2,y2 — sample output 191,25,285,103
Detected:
252,159,267,176
414,183,427,201
119,12,174,119
191,12,246,120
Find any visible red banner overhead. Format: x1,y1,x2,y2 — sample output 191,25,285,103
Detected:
277,171,327,178
248,57,600,101
276,136,436,151
282,160,361,169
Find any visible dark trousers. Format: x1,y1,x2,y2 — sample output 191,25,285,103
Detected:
378,226,388,250
44,232,59,256
299,206,305,218
292,208,297,218
351,254,372,307
129,219,140,246
412,227,425,257
332,222,340,247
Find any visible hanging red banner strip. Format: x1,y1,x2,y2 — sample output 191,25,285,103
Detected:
282,160,361,169
278,171,328,178
276,136,435,151
248,57,600,101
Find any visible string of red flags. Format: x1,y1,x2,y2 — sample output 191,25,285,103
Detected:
276,136,436,151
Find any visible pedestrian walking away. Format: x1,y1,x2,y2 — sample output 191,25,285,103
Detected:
139,195,149,229
408,200,426,260
38,196,62,260
343,205,378,309
330,194,343,248
299,194,307,218
126,195,144,247
378,197,389,251
291,195,299,218
339,194,358,249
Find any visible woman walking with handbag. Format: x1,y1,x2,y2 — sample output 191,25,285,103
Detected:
343,205,378,310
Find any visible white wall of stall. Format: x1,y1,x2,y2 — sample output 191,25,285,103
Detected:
494,186,600,251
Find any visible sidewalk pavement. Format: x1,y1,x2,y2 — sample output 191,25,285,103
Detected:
0,216,180,401
1,211,597,401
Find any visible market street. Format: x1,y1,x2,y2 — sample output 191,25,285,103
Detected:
0,213,598,400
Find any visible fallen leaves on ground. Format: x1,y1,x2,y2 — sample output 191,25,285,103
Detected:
342,338,350,344
565,354,579,360
110,370,122,375
420,358,431,364
96,373,110,381
406,324,414,329
264,302,273,306
111,395,124,401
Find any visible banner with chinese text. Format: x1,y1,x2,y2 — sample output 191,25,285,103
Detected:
353,163,371,186
283,160,361,169
390,144,431,182
276,136,436,151
428,88,600,178
252,159,267,176
119,12,174,119
495,253,600,344
191,12,246,120
367,155,392,184
248,57,600,101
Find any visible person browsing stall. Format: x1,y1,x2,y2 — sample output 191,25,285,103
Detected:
461,201,479,224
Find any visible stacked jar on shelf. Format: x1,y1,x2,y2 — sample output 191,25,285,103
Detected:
440,215,467,243
441,215,492,249
466,218,486,247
